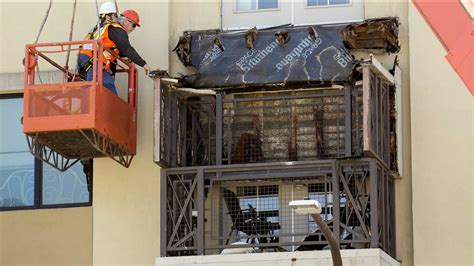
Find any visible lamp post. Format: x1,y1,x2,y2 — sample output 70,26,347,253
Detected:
289,199,343,266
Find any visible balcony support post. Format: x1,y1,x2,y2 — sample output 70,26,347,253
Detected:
344,83,352,157
216,94,223,165
332,160,340,245
160,169,168,256
197,168,205,255
369,159,379,248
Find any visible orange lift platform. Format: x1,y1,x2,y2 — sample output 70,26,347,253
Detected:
23,40,138,171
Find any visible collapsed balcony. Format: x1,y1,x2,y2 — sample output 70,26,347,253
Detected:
155,59,397,171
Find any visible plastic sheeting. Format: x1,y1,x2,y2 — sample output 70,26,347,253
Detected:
178,24,357,88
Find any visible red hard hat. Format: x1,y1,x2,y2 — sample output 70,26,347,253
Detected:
121,9,140,27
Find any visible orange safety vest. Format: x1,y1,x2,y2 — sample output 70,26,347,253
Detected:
79,22,123,71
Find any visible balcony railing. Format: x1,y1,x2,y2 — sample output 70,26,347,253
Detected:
156,59,397,259
154,62,396,172
160,159,396,257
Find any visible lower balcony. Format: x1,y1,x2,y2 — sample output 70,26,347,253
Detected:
159,158,396,261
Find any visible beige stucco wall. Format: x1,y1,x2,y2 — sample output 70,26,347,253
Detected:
0,0,168,265
0,1,96,265
0,207,92,265
408,2,473,266
91,1,167,265
363,2,414,265
169,0,221,76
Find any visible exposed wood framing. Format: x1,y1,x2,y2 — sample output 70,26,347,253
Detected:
342,18,400,53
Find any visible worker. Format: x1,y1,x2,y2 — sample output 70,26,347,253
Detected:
77,8,150,94
85,1,119,40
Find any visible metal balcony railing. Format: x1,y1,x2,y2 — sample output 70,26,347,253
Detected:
155,63,396,172
156,60,397,259
160,158,396,257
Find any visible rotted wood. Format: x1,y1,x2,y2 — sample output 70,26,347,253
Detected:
342,18,400,53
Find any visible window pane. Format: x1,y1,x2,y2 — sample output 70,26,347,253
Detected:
236,0,257,11
258,196,279,211
308,0,328,6
239,197,257,209
42,162,90,205
258,185,278,195
237,186,257,197
258,0,278,9
329,0,349,5
0,98,35,208
308,0,348,6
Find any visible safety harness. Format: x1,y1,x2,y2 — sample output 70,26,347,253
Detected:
78,22,122,79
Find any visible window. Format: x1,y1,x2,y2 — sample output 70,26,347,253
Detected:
237,185,280,237
0,94,92,210
307,182,346,231
222,0,363,29
235,0,278,11
307,0,350,7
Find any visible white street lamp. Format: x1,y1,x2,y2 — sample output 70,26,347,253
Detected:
289,199,343,266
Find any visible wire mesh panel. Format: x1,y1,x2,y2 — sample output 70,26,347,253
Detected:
161,159,395,257
216,176,342,252
220,185,281,247
26,83,93,118
375,161,396,256
163,172,200,256
156,66,397,171
155,81,217,168
222,89,361,164
336,161,372,249
187,99,216,166
156,83,180,167
363,65,392,167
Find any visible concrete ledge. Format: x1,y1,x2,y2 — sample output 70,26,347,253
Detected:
0,71,64,91
156,248,399,266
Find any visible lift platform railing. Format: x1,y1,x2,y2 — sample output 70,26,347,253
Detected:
23,40,138,171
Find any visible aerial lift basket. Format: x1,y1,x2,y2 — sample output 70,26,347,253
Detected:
23,40,138,171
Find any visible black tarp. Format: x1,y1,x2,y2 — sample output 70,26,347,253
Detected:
178,24,357,88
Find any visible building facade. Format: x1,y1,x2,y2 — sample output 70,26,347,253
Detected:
0,1,472,265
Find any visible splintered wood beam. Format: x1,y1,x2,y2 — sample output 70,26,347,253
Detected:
342,18,400,53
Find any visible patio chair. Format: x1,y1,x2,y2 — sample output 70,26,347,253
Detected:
221,188,281,245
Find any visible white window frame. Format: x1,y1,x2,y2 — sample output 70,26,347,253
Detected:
304,0,353,9
233,0,280,14
222,0,364,30
305,0,352,9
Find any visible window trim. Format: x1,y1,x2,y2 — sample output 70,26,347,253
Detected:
233,0,280,14
305,0,353,10
0,93,93,212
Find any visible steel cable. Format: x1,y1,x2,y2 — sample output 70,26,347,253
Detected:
33,0,53,84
